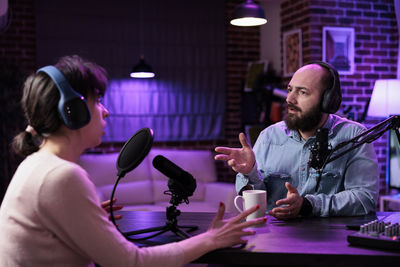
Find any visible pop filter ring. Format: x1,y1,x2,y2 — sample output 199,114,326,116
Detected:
109,128,154,237
116,128,154,178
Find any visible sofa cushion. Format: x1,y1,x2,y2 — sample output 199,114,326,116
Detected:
204,182,238,213
98,180,153,205
149,149,217,183
152,180,205,202
79,153,152,186
79,153,119,187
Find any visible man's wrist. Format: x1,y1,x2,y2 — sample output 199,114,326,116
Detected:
299,197,313,217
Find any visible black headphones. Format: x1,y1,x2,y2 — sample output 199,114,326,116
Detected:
306,61,342,114
36,66,91,129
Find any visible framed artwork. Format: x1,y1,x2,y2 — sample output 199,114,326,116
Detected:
283,29,302,77
322,27,355,75
244,60,268,92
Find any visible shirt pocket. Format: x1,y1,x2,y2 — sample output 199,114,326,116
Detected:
318,170,341,194
263,172,292,210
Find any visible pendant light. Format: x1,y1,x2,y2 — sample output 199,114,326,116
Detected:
130,55,155,78
230,0,267,27
130,0,155,79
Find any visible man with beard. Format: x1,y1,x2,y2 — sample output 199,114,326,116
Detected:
215,62,379,219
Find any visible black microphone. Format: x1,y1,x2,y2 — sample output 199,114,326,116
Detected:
308,128,331,191
308,128,330,170
152,155,197,197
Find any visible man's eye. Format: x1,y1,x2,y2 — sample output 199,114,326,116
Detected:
98,97,104,104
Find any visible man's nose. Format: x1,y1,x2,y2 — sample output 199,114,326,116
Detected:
286,91,297,105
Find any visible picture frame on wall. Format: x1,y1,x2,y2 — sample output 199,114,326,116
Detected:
244,60,268,92
322,26,355,75
283,29,302,77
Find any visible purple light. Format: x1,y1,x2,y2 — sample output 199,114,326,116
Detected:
368,79,400,117
130,72,155,78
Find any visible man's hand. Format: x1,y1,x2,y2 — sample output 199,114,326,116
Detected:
214,133,256,174
268,182,303,220
101,198,123,220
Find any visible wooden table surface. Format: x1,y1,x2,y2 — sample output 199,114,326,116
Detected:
116,209,400,267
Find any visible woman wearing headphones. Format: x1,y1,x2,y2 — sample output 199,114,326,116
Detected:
0,55,266,266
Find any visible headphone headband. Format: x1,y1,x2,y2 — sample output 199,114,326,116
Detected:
306,61,342,114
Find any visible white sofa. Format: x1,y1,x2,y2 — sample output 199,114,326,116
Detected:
78,148,237,213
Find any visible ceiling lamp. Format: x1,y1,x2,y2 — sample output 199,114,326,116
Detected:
230,0,267,27
130,0,155,79
130,55,155,79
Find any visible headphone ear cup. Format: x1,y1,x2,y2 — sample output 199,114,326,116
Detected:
37,66,91,129
321,86,341,114
59,96,91,130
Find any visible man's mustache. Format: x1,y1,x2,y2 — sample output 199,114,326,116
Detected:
287,104,301,112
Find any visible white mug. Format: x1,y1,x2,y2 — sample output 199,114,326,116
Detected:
234,190,267,221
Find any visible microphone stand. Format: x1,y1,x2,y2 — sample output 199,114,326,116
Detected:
109,176,198,241
314,115,400,191
122,190,198,241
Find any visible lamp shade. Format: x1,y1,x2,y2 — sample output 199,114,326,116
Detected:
367,79,400,117
230,0,267,27
130,56,155,79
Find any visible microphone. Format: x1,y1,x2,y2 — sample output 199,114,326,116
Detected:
152,155,197,198
308,128,330,170
308,128,331,191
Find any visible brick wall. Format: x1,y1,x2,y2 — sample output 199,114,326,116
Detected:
0,0,36,202
281,0,398,195
0,0,36,73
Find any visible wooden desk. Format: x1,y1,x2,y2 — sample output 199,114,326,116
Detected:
117,210,400,267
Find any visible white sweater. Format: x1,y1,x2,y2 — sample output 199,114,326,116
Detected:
0,151,184,267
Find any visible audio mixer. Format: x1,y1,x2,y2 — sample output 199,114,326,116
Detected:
347,212,400,250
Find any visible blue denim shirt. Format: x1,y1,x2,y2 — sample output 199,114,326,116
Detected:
236,114,379,217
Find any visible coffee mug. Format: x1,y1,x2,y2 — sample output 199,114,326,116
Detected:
234,190,267,221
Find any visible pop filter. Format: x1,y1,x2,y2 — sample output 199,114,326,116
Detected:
116,128,154,178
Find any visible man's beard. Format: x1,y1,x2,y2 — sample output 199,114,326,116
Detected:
284,103,323,132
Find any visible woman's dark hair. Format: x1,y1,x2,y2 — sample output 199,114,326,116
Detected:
12,55,108,157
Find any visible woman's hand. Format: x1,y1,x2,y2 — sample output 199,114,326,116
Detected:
101,198,123,220
206,202,267,250
179,202,266,264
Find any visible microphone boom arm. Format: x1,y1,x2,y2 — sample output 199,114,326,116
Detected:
315,115,400,191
